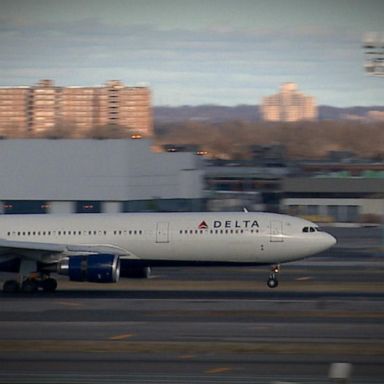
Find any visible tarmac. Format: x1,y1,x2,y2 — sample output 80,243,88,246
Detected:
0,225,383,383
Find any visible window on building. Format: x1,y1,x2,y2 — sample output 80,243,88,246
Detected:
327,205,338,221
307,205,319,216
2,200,49,214
346,205,359,223
122,198,205,213
76,201,101,213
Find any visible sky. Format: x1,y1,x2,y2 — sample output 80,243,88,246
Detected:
0,0,383,106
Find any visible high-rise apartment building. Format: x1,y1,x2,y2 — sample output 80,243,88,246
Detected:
0,86,29,136
96,80,151,135
261,83,317,122
0,80,152,137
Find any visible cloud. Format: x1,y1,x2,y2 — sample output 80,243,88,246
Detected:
0,16,379,106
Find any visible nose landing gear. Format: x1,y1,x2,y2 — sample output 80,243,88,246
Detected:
267,264,280,288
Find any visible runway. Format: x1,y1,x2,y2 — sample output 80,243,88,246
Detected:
0,226,383,383
0,294,383,384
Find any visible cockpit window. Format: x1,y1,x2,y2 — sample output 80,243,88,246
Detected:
303,226,318,233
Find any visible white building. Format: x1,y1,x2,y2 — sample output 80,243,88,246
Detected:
262,83,317,122
0,139,204,214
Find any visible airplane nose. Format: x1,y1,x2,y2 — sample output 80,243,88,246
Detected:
322,232,337,250
326,233,337,247
308,232,337,255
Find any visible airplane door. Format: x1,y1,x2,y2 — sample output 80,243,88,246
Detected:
156,222,170,243
270,221,284,242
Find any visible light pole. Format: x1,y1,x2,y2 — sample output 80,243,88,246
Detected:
363,32,384,77
363,32,384,250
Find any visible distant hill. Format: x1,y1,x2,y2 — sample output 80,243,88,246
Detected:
154,105,260,123
154,105,384,123
318,106,384,120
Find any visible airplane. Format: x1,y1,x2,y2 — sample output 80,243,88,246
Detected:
0,211,336,293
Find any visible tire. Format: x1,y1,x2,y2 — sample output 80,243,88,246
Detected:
267,278,279,288
21,279,38,293
3,280,20,293
41,278,58,292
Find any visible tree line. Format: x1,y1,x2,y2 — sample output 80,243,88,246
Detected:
155,120,384,160
1,119,383,160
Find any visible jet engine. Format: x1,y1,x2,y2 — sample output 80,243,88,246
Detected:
58,254,120,283
120,259,151,278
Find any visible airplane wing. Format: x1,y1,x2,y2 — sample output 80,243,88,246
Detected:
0,238,131,261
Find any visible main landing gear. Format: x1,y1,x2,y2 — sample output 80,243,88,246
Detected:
2,259,58,293
3,277,58,293
267,264,280,288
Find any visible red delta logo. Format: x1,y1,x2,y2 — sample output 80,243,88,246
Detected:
198,221,208,229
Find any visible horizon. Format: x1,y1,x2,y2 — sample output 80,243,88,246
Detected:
153,103,384,108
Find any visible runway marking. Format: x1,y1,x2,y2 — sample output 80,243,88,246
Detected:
206,367,233,374
109,333,134,340
295,276,313,281
178,354,195,359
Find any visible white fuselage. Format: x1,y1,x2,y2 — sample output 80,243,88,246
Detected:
0,212,336,266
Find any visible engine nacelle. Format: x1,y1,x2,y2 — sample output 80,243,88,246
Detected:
59,254,120,283
120,259,151,279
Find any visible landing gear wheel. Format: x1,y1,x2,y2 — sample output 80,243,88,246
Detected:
266,264,280,289
3,280,20,293
267,277,279,288
21,279,38,293
41,278,58,292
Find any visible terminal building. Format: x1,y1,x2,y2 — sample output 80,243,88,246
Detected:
0,139,204,214
282,177,384,223
0,140,382,223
